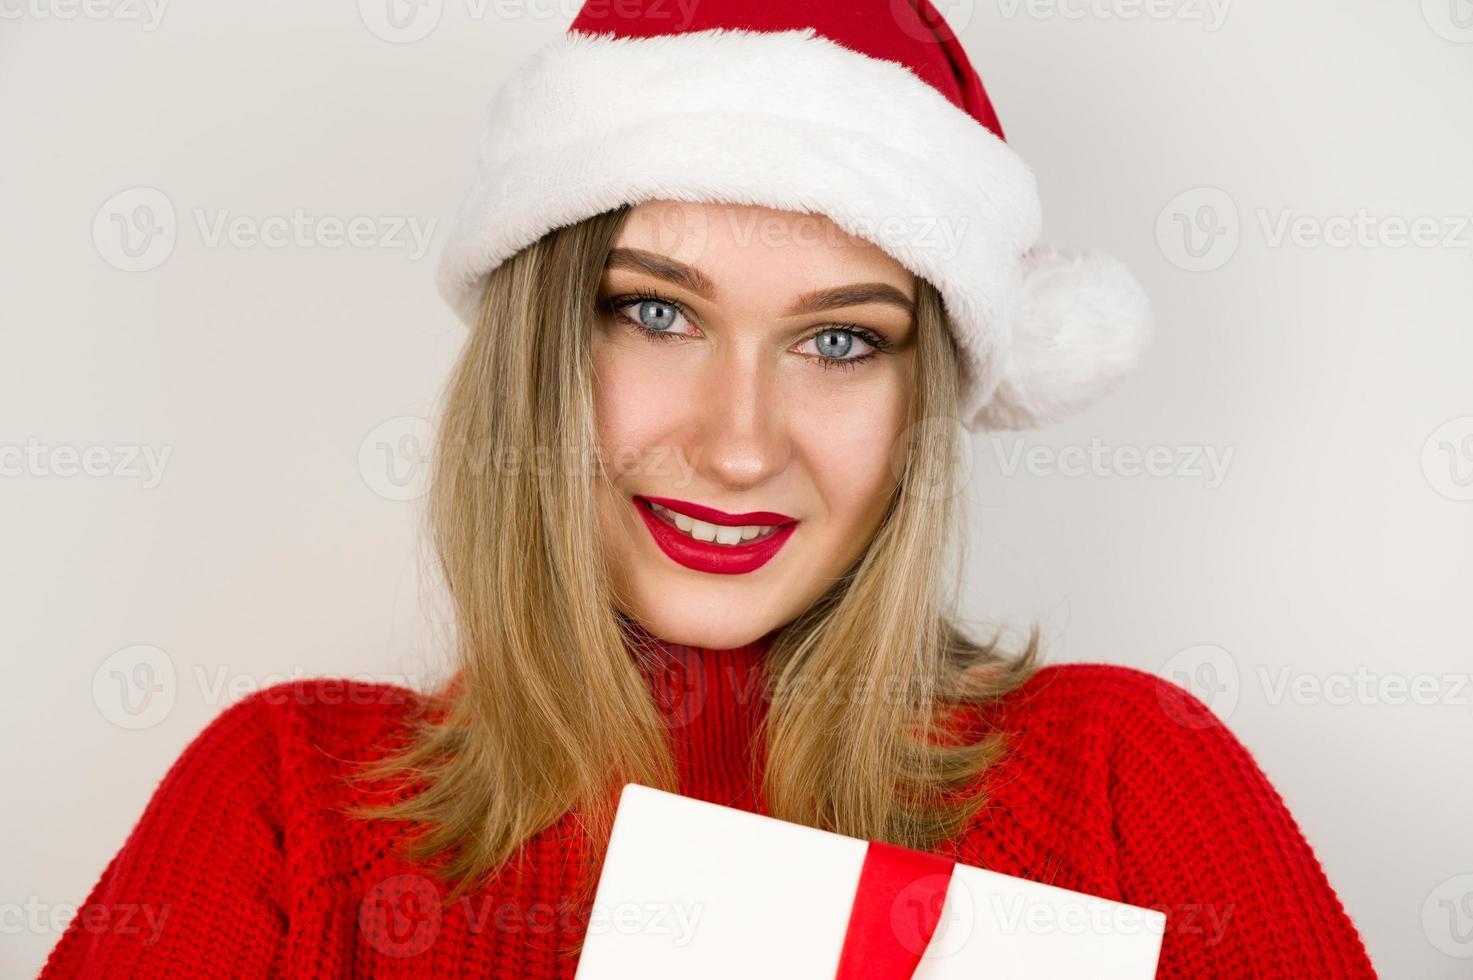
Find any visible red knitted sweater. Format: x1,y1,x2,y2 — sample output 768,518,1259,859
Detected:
42,630,1377,978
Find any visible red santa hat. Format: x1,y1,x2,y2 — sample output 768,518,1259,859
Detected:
435,0,1152,431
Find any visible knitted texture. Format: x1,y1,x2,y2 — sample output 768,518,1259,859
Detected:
42,630,1377,977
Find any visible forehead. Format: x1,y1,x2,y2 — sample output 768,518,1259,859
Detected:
611,199,916,300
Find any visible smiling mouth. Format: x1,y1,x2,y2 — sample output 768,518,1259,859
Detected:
639,498,787,547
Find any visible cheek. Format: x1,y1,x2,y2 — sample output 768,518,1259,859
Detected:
592,340,651,576
791,367,910,532
592,332,700,477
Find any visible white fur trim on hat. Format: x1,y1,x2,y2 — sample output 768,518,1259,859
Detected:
435,27,1149,431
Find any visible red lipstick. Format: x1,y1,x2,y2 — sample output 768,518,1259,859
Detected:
633,496,798,575
640,496,796,527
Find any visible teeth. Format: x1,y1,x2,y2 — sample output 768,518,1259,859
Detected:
649,502,779,546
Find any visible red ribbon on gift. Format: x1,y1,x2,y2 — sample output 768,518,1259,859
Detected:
833,840,958,979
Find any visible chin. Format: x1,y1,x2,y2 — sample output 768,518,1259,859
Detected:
624,599,777,652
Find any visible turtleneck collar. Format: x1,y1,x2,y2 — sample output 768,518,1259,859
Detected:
617,613,780,812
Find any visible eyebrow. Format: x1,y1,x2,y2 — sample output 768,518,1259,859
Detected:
604,247,916,318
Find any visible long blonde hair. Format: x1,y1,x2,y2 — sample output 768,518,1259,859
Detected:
356,204,1038,910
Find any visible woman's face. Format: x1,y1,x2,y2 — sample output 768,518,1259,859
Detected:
593,200,918,650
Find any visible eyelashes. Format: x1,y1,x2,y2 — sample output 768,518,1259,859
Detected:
599,289,895,373
604,291,692,344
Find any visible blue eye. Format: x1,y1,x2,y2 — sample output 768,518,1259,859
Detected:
600,289,893,371
634,298,680,333
811,329,862,360
815,330,853,358
797,328,886,372
605,293,692,340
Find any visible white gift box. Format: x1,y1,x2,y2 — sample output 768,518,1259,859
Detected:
575,783,1165,979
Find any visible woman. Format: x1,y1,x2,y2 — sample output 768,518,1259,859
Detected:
43,2,1377,977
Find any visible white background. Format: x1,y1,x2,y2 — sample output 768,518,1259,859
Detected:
3,0,1471,975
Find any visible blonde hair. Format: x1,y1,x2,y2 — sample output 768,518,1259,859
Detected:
356,205,1039,922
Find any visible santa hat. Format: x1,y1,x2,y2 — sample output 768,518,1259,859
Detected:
435,0,1152,431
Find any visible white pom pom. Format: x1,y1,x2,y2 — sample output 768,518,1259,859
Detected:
970,245,1153,431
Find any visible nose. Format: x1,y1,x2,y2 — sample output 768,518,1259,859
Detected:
687,343,792,493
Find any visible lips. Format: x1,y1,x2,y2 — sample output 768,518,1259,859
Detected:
633,495,799,575
639,496,797,527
